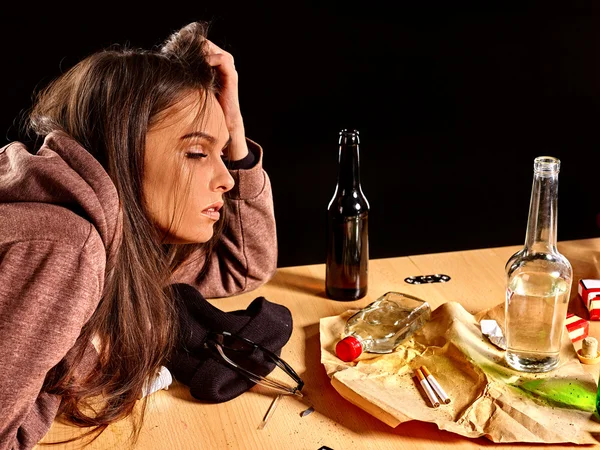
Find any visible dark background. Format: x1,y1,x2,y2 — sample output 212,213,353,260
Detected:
2,2,599,268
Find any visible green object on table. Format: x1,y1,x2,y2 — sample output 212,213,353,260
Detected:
511,378,596,412
597,377,600,414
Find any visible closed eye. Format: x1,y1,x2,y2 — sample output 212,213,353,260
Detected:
185,152,208,159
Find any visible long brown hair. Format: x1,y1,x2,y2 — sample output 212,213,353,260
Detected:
24,21,221,446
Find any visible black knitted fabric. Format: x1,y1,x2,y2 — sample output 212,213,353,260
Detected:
166,283,293,403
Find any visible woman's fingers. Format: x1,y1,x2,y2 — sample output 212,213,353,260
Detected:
204,39,238,90
205,39,224,54
204,39,248,160
204,41,240,120
205,40,235,71
205,53,238,82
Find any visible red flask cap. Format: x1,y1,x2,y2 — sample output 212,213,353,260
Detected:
335,336,363,362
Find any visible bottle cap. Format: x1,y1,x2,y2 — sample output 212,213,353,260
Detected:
335,336,363,362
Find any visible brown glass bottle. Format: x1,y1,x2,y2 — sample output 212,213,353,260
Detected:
326,129,370,301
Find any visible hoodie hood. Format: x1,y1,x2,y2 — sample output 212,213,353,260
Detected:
0,131,122,268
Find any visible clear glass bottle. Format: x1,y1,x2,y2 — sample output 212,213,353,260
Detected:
325,129,370,301
335,292,431,362
504,156,572,373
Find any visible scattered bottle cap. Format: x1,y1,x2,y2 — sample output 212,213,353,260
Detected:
335,336,363,362
404,274,451,284
577,336,600,365
300,406,315,417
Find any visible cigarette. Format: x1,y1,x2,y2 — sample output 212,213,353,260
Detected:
416,368,440,408
257,394,282,430
421,365,451,404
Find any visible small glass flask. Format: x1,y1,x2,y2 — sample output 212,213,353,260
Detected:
504,156,573,373
335,292,431,362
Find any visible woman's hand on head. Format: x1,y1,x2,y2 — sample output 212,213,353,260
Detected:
205,40,248,161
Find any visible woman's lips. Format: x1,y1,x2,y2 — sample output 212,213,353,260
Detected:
201,202,223,221
201,207,220,221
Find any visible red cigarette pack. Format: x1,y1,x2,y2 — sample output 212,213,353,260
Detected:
565,313,589,343
578,279,600,320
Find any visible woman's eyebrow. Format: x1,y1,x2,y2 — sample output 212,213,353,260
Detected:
180,131,215,143
180,132,232,151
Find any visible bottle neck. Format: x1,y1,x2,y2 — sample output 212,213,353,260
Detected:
337,141,361,191
524,167,559,253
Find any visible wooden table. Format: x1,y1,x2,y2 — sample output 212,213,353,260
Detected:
38,237,600,449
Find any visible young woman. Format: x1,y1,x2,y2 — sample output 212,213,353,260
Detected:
0,21,277,449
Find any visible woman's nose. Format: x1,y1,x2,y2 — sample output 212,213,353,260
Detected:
212,158,235,192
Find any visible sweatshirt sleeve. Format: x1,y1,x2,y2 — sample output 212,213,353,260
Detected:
171,138,278,298
0,233,104,450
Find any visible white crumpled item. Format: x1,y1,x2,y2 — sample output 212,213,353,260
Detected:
479,319,507,350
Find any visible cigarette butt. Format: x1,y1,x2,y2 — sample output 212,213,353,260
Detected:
421,365,451,404
416,368,440,408
258,394,282,430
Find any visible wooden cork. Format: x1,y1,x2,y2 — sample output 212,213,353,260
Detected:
582,337,598,358
577,336,600,365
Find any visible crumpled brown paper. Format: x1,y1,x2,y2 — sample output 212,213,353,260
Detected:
320,301,600,444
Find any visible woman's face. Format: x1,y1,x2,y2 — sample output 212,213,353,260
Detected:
143,91,234,244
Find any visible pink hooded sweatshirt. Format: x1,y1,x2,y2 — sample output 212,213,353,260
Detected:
0,131,277,449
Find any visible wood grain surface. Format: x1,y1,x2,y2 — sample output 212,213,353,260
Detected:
37,238,600,449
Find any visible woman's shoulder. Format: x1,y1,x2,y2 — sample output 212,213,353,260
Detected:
0,202,106,265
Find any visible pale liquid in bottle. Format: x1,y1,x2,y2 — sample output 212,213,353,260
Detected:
505,271,569,372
